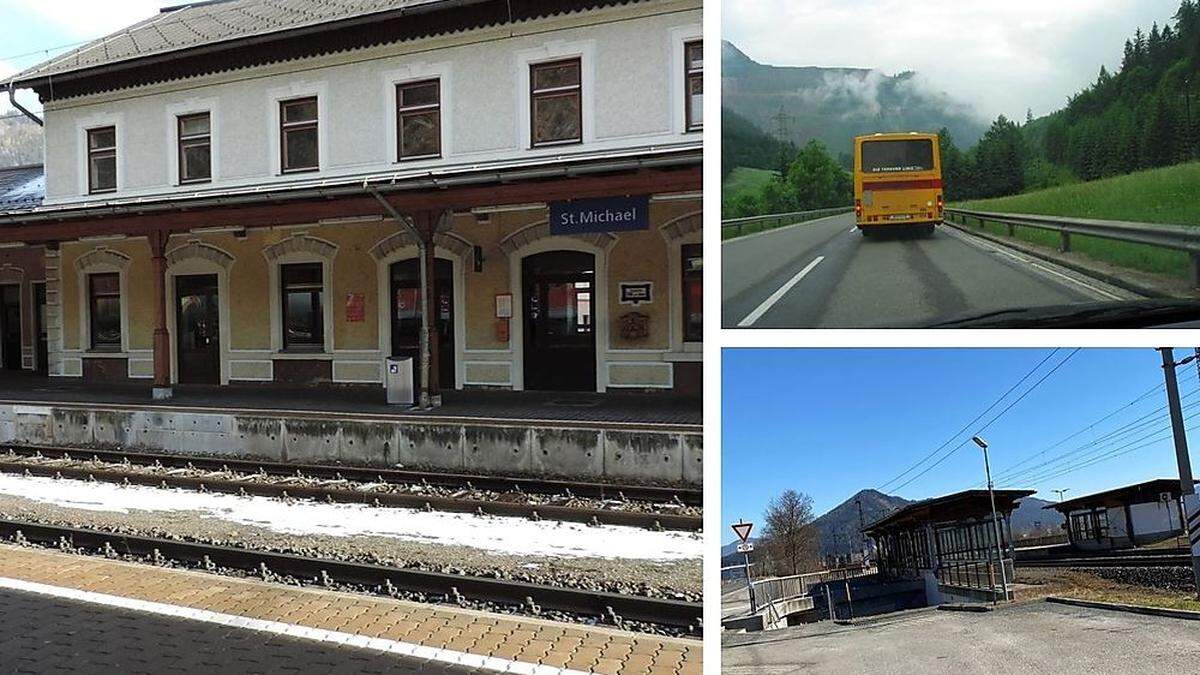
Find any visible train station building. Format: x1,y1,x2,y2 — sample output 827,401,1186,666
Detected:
863,489,1034,604
1045,479,1198,552
0,0,703,402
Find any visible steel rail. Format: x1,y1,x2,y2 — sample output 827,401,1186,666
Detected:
0,519,702,635
721,206,854,239
0,444,701,507
944,207,1200,287
0,458,700,532
1019,553,1191,568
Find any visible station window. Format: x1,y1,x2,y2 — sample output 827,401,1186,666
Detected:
682,243,703,342
280,263,324,350
280,97,319,173
178,112,212,184
685,40,703,131
530,58,582,147
88,273,121,350
397,79,441,160
87,127,117,193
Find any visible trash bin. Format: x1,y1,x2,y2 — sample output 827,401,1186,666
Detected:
385,357,414,406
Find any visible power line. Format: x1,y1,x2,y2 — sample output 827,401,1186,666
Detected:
876,349,1063,492
888,349,1082,494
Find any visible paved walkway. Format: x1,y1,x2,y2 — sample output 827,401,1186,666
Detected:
0,587,463,674
722,602,1200,674
0,374,701,428
0,544,700,675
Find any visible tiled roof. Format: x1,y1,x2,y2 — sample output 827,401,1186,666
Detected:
11,0,452,83
0,164,45,213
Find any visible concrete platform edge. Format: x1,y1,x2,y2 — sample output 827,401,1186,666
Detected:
1046,596,1200,621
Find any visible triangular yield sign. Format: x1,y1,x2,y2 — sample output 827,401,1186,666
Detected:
731,521,753,542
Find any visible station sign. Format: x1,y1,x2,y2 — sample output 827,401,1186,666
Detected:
549,195,650,235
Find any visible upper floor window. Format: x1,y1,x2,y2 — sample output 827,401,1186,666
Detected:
178,113,212,184
87,127,117,194
685,41,703,131
682,243,703,342
280,97,319,173
280,262,324,350
530,58,582,147
397,79,441,160
88,273,121,350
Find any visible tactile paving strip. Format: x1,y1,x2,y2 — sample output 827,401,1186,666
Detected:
0,544,700,675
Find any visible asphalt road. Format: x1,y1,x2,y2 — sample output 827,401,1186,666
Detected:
722,213,1137,328
722,601,1200,674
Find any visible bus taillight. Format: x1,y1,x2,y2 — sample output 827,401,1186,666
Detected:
855,200,863,218
936,194,944,216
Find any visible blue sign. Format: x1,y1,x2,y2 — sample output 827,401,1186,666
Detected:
550,195,650,234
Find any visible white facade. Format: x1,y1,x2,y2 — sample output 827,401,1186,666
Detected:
39,1,702,205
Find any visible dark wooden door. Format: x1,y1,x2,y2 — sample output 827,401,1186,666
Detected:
390,258,455,391
0,285,20,371
175,274,220,385
522,251,596,392
33,283,47,375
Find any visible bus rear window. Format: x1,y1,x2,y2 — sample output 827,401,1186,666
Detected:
861,139,934,173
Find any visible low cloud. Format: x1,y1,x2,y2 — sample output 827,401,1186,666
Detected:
725,0,1182,120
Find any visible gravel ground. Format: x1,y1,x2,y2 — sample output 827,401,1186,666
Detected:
0,491,700,600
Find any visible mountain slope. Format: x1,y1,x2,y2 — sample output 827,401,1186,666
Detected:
813,489,911,558
722,41,987,159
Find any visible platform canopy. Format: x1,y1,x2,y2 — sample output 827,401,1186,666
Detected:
1045,479,1198,513
863,489,1035,536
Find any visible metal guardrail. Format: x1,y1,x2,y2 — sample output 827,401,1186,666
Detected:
749,566,877,616
722,206,854,239
937,557,1015,597
945,207,1200,286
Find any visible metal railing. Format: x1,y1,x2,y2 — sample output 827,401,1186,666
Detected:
937,557,1015,598
722,206,854,239
749,566,877,614
945,207,1200,287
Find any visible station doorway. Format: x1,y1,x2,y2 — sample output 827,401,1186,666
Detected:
390,258,455,391
175,274,221,384
33,282,47,375
522,250,596,392
0,284,20,371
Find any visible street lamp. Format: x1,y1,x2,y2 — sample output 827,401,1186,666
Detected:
1053,488,1070,503
972,435,1010,603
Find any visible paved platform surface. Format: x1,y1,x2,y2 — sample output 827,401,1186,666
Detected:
0,544,699,675
722,602,1200,674
0,587,465,674
0,374,701,428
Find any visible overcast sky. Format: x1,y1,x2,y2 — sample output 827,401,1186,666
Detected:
723,0,1183,121
1,0,164,113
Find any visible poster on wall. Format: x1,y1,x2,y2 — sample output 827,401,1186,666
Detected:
345,293,365,322
495,294,513,318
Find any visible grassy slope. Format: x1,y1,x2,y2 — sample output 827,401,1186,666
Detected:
957,162,1200,278
721,166,777,214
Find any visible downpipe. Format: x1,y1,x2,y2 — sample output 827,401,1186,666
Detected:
5,80,43,127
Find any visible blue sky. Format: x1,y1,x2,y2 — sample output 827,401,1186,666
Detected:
722,348,1200,545
0,1,163,113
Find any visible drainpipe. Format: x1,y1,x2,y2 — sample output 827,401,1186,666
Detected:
367,187,432,409
6,80,43,127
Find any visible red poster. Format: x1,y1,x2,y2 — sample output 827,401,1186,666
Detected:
345,292,365,322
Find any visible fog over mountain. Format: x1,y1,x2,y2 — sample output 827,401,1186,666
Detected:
722,41,988,159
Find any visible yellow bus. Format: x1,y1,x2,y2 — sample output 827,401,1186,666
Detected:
854,132,943,236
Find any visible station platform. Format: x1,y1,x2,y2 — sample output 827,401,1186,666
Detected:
0,374,702,486
0,544,700,674
0,374,701,429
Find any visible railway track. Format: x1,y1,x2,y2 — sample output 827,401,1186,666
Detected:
1018,552,1191,569
0,444,701,531
0,518,702,637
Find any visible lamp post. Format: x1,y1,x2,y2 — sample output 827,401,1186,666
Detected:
973,435,1010,603
1053,488,1070,503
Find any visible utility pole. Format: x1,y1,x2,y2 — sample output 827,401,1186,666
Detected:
856,498,868,563
973,436,1010,604
1158,348,1200,596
